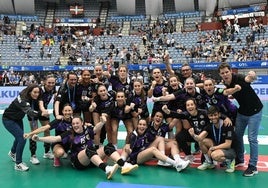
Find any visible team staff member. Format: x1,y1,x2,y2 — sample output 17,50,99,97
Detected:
218,62,263,177
191,105,236,173
54,71,79,119
3,84,49,171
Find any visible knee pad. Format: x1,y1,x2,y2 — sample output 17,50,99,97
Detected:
104,143,116,156
85,146,97,159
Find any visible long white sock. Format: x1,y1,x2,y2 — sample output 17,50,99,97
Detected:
173,154,182,162
204,154,212,163
165,157,176,166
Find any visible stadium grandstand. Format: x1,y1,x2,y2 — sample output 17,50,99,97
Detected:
0,0,268,85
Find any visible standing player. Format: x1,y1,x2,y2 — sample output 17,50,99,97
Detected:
28,74,57,165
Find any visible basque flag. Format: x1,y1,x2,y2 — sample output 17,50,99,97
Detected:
70,5,84,15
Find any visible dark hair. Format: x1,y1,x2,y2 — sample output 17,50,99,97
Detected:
185,98,197,106
67,71,77,80
45,74,55,80
81,69,91,75
207,105,220,115
72,115,83,122
133,79,146,104
20,84,42,100
217,62,231,73
181,63,191,69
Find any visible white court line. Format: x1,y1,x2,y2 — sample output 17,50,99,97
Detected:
118,132,268,145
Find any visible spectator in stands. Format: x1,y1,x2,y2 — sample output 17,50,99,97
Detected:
218,62,263,177
47,47,52,60
40,47,44,60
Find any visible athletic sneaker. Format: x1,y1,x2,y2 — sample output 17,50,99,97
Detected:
106,164,119,180
43,152,54,159
235,160,245,167
53,157,61,167
225,159,235,173
243,165,258,177
157,160,172,167
197,161,215,170
175,160,190,172
30,155,40,165
8,151,16,162
121,162,139,174
184,155,195,163
15,162,29,171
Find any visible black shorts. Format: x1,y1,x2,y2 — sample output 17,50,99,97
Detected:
71,155,95,170
222,148,236,159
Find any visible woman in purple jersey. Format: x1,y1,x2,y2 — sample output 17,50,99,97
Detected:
129,79,150,128
203,78,237,124
110,91,134,149
153,77,207,137
27,74,57,165
31,115,138,179
165,75,184,138
89,84,115,148
76,70,94,123
120,119,189,172
147,68,169,118
24,104,73,167
103,64,132,96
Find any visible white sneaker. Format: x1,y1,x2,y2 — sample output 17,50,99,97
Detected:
8,151,16,162
43,152,54,159
121,162,139,174
106,164,119,180
157,160,172,167
197,161,215,170
184,155,195,163
15,162,29,171
175,160,190,172
30,155,40,165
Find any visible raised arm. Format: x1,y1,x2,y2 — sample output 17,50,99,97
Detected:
223,84,241,96
152,93,176,102
245,70,257,83
24,124,51,139
32,134,62,143
163,53,175,75
93,113,107,133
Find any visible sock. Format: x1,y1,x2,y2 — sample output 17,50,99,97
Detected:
173,154,182,162
204,154,212,163
99,162,107,172
44,143,50,153
117,158,125,167
165,157,176,166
